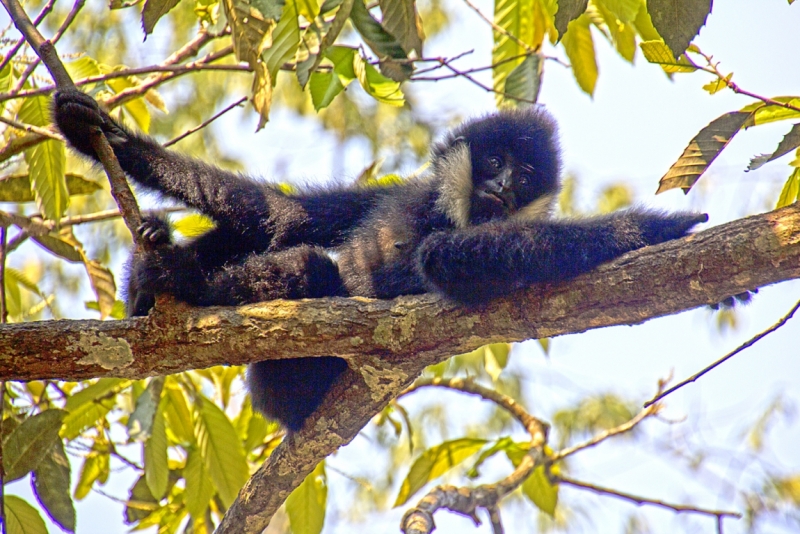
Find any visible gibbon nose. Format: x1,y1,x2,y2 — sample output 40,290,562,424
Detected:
487,170,513,194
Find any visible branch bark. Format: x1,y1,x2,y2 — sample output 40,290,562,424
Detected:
1,204,799,532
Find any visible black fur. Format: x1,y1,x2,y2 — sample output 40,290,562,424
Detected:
54,89,707,431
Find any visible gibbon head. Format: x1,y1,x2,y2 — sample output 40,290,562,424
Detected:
433,107,562,227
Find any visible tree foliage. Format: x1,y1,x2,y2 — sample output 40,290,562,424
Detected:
0,0,798,533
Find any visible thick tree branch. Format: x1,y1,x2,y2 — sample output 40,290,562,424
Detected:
0,205,799,532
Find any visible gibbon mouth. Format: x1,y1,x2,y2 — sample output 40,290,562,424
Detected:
479,189,516,212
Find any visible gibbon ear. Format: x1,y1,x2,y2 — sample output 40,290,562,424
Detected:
451,136,466,145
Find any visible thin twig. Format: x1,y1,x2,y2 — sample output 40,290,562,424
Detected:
551,402,659,462
0,115,63,140
462,0,536,53
645,300,800,407
556,475,741,520
165,96,247,147
0,0,56,73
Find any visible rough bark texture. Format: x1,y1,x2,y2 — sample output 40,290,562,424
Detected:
1,204,799,533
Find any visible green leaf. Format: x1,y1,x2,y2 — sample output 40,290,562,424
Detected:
144,397,169,499
184,446,217,520
639,40,698,73
0,61,13,95
749,123,800,171
702,72,732,95
503,54,543,105
562,14,598,96
492,0,535,107
172,213,216,238
297,0,320,21
163,380,195,445
3,409,66,482
594,0,636,62
31,234,82,263
63,379,129,440
647,0,712,57
5,495,48,534
65,56,101,81
394,438,488,506
124,475,158,524
466,436,515,478
83,258,117,320
142,0,182,35
597,0,640,22
656,111,753,194
521,466,558,517
350,0,412,81
195,397,249,507
483,343,511,381
631,1,661,40
223,0,280,66
353,54,405,106
776,167,800,209
129,377,164,437
74,450,110,500
32,439,76,533
106,75,151,133
19,94,68,221
262,0,301,82
286,461,327,534
309,71,345,110
739,97,800,126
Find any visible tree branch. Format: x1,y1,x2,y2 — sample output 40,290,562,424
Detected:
1,204,799,532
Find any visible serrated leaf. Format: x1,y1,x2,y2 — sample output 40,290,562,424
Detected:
286,461,327,534
195,397,249,507
184,446,216,520
20,99,67,220
32,439,75,533
353,54,405,106
776,168,800,209
379,0,424,56
74,451,110,500
647,0,712,57
163,380,195,445
5,495,49,534
639,40,698,73
554,0,588,39
631,1,661,40
562,14,597,96
309,71,345,110
492,0,535,107
503,54,543,104
350,0,412,81
142,0,182,35
394,438,488,506
740,97,800,126
144,397,169,499
657,111,753,194
3,409,66,482
748,123,800,171
521,465,558,517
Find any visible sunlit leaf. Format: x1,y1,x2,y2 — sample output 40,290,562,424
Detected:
74,450,110,500
184,446,216,519
195,397,249,507
223,0,280,65
124,475,158,524
639,39,698,73
262,0,301,82
394,438,488,506
62,379,129,440
776,168,800,209
522,466,558,516
286,461,327,534
82,257,117,320
3,409,66,482
251,61,273,130
702,72,733,95
350,0,412,81
657,111,753,194
163,380,195,445
562,14,597,96
106,75,151,133
353,54,405,106
492,0,535,107
144,397,169,499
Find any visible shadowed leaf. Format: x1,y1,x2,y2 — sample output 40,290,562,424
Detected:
32,439,75,533
647,0,712,57
749,123,800,171
554,0,589,39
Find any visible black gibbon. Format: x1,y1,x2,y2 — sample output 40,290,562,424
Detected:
54,89,707,431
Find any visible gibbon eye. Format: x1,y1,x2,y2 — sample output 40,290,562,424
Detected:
487,156,502,169
519,173,532,185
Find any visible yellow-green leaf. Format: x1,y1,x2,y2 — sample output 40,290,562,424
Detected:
107,75,151,133
74,451,110,500
776,167,800,209
309,71,345,111
82,257,117,320
222,0,280,65
492,0,535,107
63,379,130,440
262,0,301,82
394,438,488,506
562,15,598,96
702,72,732,95
172,213,216,238
144,398,169,499
286,461,327,534
5,495,48,534
163,380,195,445
639,40,698,73
184,446,216,520
503,54,543,105
521,465,558,517
195,397,249,507
353,54,405,106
